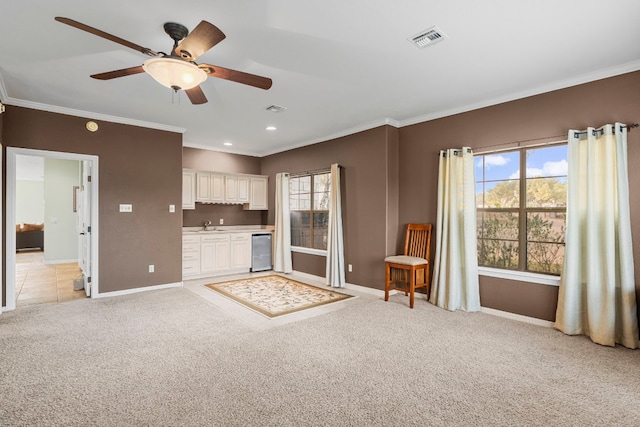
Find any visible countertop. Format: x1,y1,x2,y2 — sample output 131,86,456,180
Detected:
182,225,274,235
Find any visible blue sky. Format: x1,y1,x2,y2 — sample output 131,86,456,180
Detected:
475,145,568,183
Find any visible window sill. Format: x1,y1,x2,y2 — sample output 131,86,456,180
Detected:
478,267,560,287
291,246,327,256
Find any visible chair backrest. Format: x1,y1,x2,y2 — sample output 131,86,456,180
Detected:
403,224,432,261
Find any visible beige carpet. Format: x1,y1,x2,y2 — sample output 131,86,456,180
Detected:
2,287,640,426
206,275,352,317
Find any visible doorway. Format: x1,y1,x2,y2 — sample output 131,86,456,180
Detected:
5,148,99,311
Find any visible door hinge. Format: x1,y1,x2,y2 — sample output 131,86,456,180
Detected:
88,175,92,182
88,276,92,283
88,226,91,233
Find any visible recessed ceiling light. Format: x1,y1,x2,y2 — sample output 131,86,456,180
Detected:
266,126,277,131
223,142,233,146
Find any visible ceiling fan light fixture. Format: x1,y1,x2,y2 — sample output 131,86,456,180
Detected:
142,57,207,91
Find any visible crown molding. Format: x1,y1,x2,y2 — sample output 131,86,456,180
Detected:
256,117,400,157
3,94,186,134
0,73,8,103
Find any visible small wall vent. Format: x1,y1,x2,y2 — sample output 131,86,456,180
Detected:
409,26,447,48
266,104,287,113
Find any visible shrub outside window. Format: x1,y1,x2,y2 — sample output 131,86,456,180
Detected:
290,172,331,250
475,145,567,275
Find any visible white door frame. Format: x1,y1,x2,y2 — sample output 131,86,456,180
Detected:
5,148,99,311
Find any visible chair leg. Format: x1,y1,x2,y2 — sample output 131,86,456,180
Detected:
409,268,416,309
384,264,390,302
402,270,408,295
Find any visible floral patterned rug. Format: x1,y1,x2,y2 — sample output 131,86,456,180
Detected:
205,275,353,318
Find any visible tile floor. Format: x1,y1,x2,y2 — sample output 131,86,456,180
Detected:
16,251,86,307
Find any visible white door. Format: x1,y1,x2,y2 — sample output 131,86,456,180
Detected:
77,160,92,296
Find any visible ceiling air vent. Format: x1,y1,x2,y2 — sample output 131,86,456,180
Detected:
409,26,447,48
266,104,287,113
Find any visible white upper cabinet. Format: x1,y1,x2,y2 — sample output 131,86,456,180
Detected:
185,169,268,209
237,175,250,203
195,172,225,203
244,176,268,210
182,170,196,210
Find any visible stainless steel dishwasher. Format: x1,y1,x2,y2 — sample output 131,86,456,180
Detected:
251,233,272,272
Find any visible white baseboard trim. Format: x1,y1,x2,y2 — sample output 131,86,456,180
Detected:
93,281,183,299
481,307,555,328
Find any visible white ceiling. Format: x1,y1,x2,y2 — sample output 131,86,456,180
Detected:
1,1,639,157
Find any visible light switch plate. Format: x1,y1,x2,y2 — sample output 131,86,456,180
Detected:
169,204,176,213
119,204,133,213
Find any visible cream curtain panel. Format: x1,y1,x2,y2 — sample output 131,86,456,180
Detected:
555,123,638,348
273,172,292,274
326,163,346,288
430,147,480,312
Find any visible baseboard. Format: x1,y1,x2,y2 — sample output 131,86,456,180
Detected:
480,307,555,328
93,281,183,299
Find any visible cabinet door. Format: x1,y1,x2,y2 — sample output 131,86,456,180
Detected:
201,234,230,273
230,234,251,270
196,172,211,202
200,242,217,273
182,170,196,210
225,175,238,203
237,176,250,203
210,174,225,203
246,176,268,210
213,239,230,271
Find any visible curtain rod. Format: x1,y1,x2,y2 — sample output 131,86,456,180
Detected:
440,148,472,157
474,138,567,156
290,166,332,177
472,122,637,156
572,122,638,138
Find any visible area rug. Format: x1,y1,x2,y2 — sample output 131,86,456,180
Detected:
205,275,353,318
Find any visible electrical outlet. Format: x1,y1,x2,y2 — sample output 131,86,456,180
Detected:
348,264,353,272
219,218,224,225
148,265,154,273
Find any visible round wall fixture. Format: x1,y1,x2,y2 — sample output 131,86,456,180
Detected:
86,121,99,132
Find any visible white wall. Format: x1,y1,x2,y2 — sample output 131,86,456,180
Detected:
16,155,45,225
44,158,80,263
16,181,44,224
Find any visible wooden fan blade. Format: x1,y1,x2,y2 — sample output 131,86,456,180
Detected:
90,66,145,80
55,17,158,56
199,64,272,90
185,86,208,104
175,21,226,61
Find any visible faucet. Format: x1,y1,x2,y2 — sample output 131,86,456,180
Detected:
203,220,212,231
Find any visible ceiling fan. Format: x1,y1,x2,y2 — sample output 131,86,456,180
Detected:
55,17,273,104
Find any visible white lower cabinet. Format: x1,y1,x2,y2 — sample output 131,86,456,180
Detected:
229,233,251,270
201,234,230,274
182,235,201,276
183,232,261,279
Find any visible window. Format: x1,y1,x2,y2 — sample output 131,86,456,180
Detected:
290,171,331,250
475,145,567,275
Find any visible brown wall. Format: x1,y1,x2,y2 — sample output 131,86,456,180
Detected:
182,147,265,227
261,126,398,288
2,107,183,299
399,70,640,321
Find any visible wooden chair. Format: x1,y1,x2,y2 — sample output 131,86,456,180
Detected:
384,224,433,308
